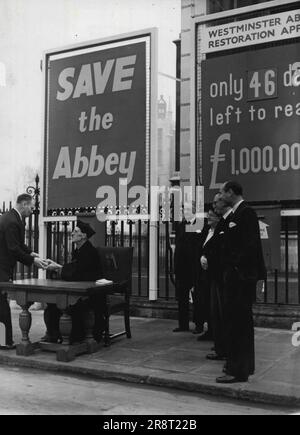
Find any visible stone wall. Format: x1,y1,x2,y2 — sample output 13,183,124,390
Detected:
130,297,300,330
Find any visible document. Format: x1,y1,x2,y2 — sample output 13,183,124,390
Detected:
95,279,114,286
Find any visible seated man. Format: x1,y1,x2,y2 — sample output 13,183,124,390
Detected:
44,220,104,343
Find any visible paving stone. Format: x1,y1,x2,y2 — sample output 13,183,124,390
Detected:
0,309,298,407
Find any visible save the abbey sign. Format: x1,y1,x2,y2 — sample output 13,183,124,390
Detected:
44,34,150,212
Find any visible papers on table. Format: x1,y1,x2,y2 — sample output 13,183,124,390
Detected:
95,279,113,286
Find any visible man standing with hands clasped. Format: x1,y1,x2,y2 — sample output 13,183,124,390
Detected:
0,194,48,349
216,181,266,384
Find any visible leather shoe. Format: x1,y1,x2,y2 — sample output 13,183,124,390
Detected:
192,328,203,335
206,353,227,361
173,327,190,333
197,333,212,342
216,375,248,384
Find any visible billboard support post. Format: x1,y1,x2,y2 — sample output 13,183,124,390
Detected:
149,29,159,301
38,50,48,278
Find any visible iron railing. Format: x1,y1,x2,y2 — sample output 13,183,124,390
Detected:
1,177,299,306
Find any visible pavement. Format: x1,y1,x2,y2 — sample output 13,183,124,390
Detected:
0,366,297,415
0,308,299,409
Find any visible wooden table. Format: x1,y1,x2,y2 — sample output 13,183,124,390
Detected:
0,279,116,362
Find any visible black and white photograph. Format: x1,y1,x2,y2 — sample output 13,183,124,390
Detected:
0,0,299,418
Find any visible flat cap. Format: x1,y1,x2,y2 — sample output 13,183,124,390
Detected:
77,220,96,239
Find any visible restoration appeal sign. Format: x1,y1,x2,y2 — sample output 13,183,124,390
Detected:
201,9,300,54
44,38,147,212
201,42,300,202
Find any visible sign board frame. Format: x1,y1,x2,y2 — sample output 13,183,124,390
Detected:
200,9,300,54
200,42,300,202
42,30,156,215
39,29,158,299
189,0,300,203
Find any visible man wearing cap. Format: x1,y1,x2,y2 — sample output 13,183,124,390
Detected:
44,221,103,343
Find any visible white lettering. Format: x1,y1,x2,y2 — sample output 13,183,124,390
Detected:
113,55,137,92
93,59,115,94
56,68,75,101
73,64,94,99
105,153,119,176
52,147,72,179
73,147,89,178
88,145,105,177
119,152,136,183
57,55,137,101
52,146,136,183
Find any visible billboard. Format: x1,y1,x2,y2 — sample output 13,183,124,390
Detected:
44,37,149,212
200,9,300,54
201,42,300,202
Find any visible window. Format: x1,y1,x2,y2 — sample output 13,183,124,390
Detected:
208,0,273,14
158,128,164,163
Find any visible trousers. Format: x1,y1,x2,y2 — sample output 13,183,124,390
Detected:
0,268,13,345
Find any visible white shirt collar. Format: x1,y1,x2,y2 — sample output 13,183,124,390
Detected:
13,208,22,221
203,228,215,246
223,208,233,220
232,200,244,214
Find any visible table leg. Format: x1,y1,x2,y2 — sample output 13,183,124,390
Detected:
17,304,34,356
56,310,76,362
84,308,100,354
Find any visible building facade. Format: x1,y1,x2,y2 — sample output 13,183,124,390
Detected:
179,0,300,306
157,95,176,187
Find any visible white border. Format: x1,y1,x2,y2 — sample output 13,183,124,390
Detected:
281,210,300,217
195,0,300,23
43,31,153,214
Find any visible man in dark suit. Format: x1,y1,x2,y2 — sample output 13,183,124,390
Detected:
192,224,209,335
204,194,232,359
45,221,103,343
216,181,266,384
196,207,220,342
173,203,199,332
0,194,47,348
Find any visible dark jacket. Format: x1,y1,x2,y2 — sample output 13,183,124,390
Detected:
0,209,33,277
205,214,232,284
200,224,220,280
61,240,102,282
174,221,199,288
222,202,266,282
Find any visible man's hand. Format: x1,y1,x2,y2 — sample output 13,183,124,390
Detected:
33,257,48,269
46,260,62,271
200,255,208,271
30,252,40,258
